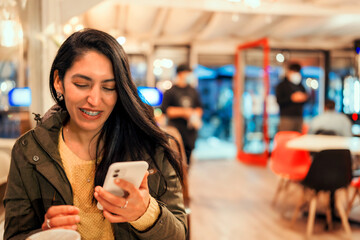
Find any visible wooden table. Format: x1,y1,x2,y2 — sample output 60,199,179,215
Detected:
287,134,360,155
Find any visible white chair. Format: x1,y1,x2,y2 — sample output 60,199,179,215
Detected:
0,151,11,229
0,220,4,240
0,151,10,186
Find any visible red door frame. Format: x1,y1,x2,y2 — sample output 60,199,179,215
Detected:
233,38,270,166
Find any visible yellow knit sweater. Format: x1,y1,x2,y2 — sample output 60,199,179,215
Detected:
58,132,114,240
58,130,161,239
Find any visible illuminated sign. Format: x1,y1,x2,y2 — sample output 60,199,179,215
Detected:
138,87,163,107
8,87,32,107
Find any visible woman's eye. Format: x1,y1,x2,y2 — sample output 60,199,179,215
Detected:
74,83,88,88
103,86,116,91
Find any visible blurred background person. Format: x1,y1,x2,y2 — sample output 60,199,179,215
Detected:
309,99,352,136
276,62,308,133
161,64,203,165
214,87,233,141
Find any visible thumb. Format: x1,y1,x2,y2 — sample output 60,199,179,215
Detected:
139,171,149,190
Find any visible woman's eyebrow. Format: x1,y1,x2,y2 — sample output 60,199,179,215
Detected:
72,74,114,82
72,74,92,81
102,79,115,83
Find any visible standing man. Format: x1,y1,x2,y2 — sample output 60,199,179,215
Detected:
161,64,203,165
276,62,308,132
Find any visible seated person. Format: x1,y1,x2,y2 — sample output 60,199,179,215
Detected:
309,99,352,137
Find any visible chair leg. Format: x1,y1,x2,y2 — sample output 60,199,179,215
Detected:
346,188,359,216
336,191,352,237
306,195,317,237
325,192,333,231
272,178,285,207
291,187,305,226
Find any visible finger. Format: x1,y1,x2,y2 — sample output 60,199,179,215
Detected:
52,225,78,230
114,179,138,197
94,187,128,210
103,210,127,223
139,171,149,190
49,215,80,228
43,225,78,231
94,193,129,215
45,205,79,219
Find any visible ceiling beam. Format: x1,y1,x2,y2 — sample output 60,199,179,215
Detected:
195,12,221,40
192,36,354,54
117,4,128,35
149,8,170,37
187,12,214,39
106,0,360,16
60,0,103,24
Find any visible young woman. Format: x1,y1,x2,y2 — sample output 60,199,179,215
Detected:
4,29,187,240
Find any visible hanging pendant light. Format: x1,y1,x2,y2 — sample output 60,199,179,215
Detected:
0,0,23,47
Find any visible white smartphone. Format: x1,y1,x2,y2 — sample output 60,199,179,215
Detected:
97,161,149,210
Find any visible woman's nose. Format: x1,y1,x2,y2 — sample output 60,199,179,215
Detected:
87,87,101,106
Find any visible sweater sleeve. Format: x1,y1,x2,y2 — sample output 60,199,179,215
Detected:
131,151,187,240
129,196,160,231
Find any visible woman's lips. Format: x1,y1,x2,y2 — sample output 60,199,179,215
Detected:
79,108,103,120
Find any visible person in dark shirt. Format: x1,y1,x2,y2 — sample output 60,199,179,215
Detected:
276,62,308,132
161,64,203,165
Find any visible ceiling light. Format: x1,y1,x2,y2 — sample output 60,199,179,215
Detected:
0,0,23,47
153,59,162,68
244,0,261,8
232,14,240,22
116,36,126,45
74,24,84,32
0,20,22,47
153,67,163,76
275,53,284,63
63,24,72,35
69,17,79,25
161,59,173,69
310,79,319,90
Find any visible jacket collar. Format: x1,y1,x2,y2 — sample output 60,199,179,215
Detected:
33,107,68,167
31,107,73,204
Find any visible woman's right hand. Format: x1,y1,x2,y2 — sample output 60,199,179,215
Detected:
41,206,80,231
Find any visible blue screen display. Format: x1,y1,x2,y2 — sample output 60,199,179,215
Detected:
137,87,163,106
8,87,32,107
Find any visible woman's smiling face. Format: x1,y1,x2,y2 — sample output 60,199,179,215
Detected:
54,50,117,133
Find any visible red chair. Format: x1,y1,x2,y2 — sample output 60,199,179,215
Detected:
347,177,360,216
270,131,312,206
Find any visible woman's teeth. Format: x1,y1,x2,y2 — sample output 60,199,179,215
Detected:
80,108,101,116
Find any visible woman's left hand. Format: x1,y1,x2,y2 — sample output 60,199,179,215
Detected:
94,171,150,223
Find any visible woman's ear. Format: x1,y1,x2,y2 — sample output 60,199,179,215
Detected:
53,70,64,94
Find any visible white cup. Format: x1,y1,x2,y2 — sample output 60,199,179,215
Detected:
26,229,81,240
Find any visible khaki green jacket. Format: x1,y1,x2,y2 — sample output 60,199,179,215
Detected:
3,109,187,240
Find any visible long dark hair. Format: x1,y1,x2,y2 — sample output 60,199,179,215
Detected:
49,29,183,196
